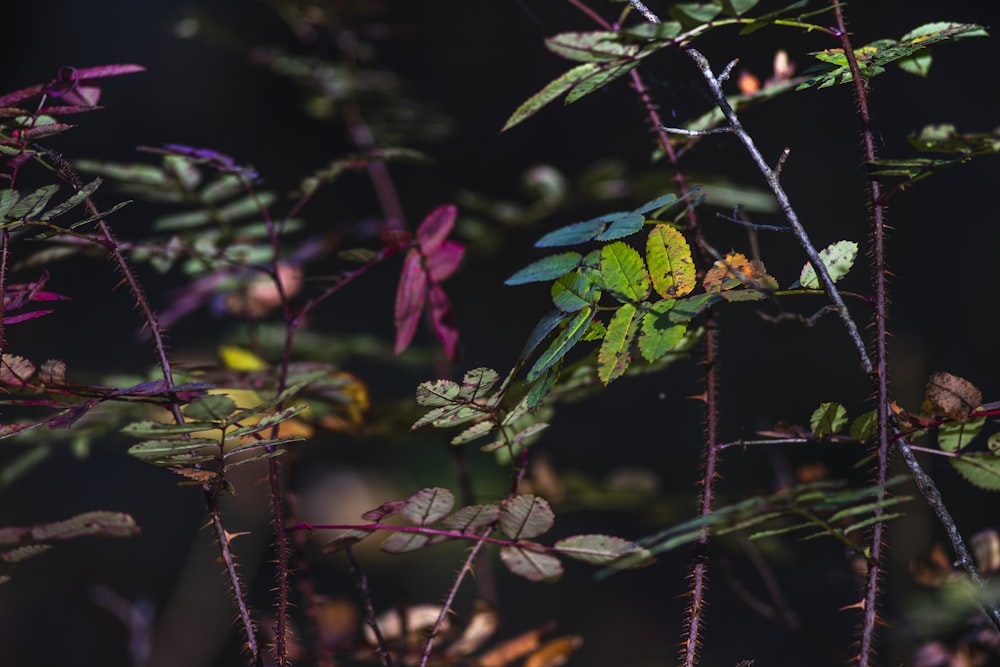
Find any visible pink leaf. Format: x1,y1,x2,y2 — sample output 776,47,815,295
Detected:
394,249,427,355
416,204,457,254
3,310,53,325
428,283,459,361
425,241,465,282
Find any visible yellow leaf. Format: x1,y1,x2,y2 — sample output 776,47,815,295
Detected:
219,345,268,371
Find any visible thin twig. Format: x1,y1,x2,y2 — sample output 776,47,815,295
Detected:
419,528,493,667
679,44,1000,635
347,547,395,667
628,0,661,23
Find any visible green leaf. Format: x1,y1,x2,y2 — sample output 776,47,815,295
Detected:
827,495,912,523
595,212,646,241
600,242,649,302
499,545,563,582
459,367,500,400
183,395,237,422
442,504,501,534
10,185,58,220
535,215,617,247
545,31,640,63
670,2,723,25
499,494,555,540
810,402,848,437
226,406,308,439
720,0,758,14
620,22,683,41
503,63,601,132
554,534,654,567
220,435,303,458
521,309,566,359
527,307,595,382
451,420,495,445
39,179,101,221
121,421,216,437
951,453,1000,491
639,302,686,362
646,224,695,298
551,271,601,313
526,363,560,411
566,60,640,104
0,190,21,220
415,379,462,406
402,487,455,525
938,417,986,453
505,252,583,285
127,438,219,465
483,423,550,453
633,193,678,216
799,240,858,289
669,293,721,322
598,303,639,384
850,411,878,440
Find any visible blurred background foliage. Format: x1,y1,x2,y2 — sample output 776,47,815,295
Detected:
2,1,1000,666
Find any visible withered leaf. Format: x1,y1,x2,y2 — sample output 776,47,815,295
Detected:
922,371,982,422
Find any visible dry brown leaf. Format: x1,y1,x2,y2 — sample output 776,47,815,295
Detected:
524,635,583,667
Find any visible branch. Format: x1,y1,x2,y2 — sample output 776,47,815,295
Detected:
673,46,1000,636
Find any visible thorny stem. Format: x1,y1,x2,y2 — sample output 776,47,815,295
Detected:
677,44,1000,639
35,148,263,665
616,14,716,667
0,229,8,358
347,547,395,667
419,528,493,667
828,4,889,663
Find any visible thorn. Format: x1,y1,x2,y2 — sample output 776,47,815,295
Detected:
224,530,251,545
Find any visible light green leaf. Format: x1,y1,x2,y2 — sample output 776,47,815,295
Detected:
499,545,563,582
810,402,848,437
551,271,601,313
639,301,686,362
600,242,649,302
39,179,101,221
503,63,601,132
850,411,878,440
415,379,461,406
598,303,639,384
799,240,858,289
646,224,695,298
121,421,216,437
499,494,555,540
951,453,1000,491
938,417,986,453
10,185,59,220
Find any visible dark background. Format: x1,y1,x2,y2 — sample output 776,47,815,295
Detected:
1,1,1000,666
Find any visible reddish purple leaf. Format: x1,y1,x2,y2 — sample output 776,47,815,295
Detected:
394,249,427,355
416,204,457,254
3,310,54,325
428,283,459,361
0,86,45,107
425,241,465,282
72,64,146,80
380,230,413,247
12,123,76,140
37,105,104,116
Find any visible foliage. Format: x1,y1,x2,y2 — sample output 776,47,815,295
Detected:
2,3,1000,667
